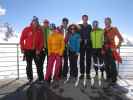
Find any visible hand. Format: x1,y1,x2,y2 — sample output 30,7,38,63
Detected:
36,50,40,55
76,53,80,56
101,49,105,55
117,42,122,48
21,50,24,54
23,55,26,61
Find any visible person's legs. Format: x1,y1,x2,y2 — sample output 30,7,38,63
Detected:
110,56,118,83
86,46,92,78
98,49,105,77
25,50,34,81
54,55,62,80
73,53,78,78
104,49,112,81
104,49,118,85
62,47,68,78
34,51,46,81
45,55,55,81
80,42,85,78
69,51,78,78
92,49,98,76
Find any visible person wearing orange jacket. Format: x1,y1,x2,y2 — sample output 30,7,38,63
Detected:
103,17,123,86
45,28,65,83
20,18,44,83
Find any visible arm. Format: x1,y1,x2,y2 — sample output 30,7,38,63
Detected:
19,28,27,53
48,36,51,56
36,28,44,54
59,36,65,56
115,27,124,47
75,34,80,54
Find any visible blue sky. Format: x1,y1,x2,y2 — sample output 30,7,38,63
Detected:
0,0,133,38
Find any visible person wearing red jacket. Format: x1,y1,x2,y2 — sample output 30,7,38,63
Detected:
103,17,123,86
20,18,44,83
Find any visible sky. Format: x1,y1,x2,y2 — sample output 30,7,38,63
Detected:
0,0,133,39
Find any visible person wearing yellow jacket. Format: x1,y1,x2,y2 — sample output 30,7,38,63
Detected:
45,28,65,83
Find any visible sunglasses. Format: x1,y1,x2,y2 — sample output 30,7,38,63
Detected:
71,27,76,30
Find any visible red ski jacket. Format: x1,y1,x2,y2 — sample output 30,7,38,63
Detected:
20,26,44,52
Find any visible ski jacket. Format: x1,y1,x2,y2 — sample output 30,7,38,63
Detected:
68,32,80,53
104,27,123,46
79,24,92,41
42,27,51,49
104,27,123,63
48,31,65,56
91,28,104,48
20,26,44,52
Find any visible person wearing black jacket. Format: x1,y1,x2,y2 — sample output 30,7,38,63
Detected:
60,18,69,79
79,15,92,79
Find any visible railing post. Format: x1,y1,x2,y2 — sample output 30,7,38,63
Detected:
118,47,120,76
16,44,20,80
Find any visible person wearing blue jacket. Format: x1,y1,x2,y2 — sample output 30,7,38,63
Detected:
67,24,80,78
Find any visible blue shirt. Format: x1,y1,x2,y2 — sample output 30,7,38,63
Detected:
68,32,80,53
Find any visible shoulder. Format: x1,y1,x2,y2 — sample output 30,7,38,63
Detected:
75,33,80,38
98,28,104,32
88,24,92,27
23,26,31,31
22,26,31,33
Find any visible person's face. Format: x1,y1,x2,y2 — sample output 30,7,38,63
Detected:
70,26,76,33
43,22,49,28
82,16,88,24
93,22,98,29
31,21,38,28
62,21,68,28
105,19,111,28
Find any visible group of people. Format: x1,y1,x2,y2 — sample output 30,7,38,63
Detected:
20,15,123,87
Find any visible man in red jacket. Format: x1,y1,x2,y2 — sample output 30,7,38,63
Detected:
20,18,44,83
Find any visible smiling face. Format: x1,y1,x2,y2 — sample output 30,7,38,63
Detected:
92,21,99,30
71,26,76,33
69,24,77,34
82,15,88,24
31,20,38,28
105,18,112,28
62,21,68,28
62,18,69,28
43,20,49,28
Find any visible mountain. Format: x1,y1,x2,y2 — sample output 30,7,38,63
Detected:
0,23,19,43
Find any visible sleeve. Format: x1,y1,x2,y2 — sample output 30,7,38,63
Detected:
59,36,65,56
90,31,93,41
102,30,104,46
76,34,80,53
19,28,27,51
115,27,124,42
37,29,44,52
64,32,69,44
48,36,51,56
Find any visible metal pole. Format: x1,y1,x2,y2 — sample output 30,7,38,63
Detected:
118,48,120,76
16,44,20,80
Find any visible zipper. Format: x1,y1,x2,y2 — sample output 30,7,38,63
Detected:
95,31,96,48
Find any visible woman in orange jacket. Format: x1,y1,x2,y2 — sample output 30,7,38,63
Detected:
45,28,65,83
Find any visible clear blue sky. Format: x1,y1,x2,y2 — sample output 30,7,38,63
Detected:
0,0,133,38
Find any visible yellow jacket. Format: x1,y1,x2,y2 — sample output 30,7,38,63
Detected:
48,31,65,56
